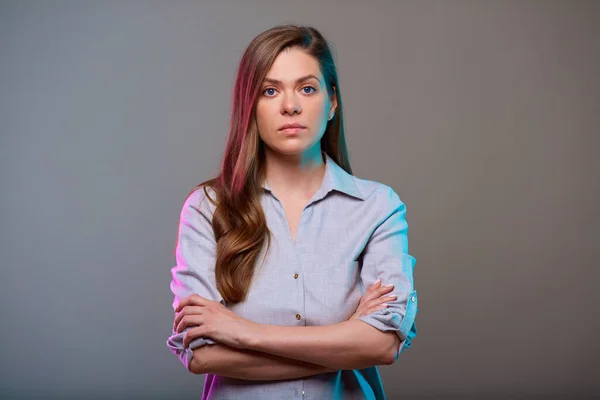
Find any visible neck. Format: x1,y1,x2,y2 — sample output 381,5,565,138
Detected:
264,146,326,198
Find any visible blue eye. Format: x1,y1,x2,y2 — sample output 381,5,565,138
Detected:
262,86,317,97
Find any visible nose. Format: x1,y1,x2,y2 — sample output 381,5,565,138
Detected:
280,93,301,115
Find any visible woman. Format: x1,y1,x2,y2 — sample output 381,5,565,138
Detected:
167,24,418,399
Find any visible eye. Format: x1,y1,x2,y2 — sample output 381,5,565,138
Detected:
262,85,318,97
263,88,277,97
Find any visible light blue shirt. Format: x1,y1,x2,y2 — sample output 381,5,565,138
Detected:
167,152,418,399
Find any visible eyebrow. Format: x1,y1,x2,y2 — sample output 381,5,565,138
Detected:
262,74,321,86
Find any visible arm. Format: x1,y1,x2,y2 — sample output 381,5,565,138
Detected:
166,187,224,372
191,343,339,379
244,319,397,370
244,186,417,368
166,188,338,376
357,187,418,362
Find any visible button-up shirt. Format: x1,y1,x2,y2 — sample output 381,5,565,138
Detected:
167,152,418,399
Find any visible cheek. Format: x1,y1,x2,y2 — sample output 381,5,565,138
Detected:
255,106,271,132
306,100,328,121
304,106,328,129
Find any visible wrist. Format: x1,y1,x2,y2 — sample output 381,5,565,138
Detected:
241,320,262,350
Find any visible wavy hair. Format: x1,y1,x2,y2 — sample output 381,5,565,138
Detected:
178,24,353,304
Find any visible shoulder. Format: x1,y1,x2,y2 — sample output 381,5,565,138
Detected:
350,177,410,232
180,184,218,220
350,176,405,209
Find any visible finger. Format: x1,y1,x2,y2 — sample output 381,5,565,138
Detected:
176,314,203,334
175,294,210,312
363,280,382,298
377,294,397,302
377,284,394,295
183,325,207,348
368,280,382,290
173,306,204,330
362,283,390,303
364,296,396,309
368,295,396,308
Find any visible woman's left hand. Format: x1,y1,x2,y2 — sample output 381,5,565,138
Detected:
173,294,258,350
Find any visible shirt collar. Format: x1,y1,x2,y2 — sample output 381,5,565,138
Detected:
261,152,364,201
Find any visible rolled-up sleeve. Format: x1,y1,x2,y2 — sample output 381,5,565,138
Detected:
358,186,418,359
166,187,224,372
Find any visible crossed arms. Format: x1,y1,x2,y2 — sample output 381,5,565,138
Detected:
190,321,400,379
167,186,417,380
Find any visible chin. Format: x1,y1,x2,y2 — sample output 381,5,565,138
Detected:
272,139,314,154
273,146,309,156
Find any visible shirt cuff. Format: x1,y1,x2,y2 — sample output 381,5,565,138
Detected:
166,329,217,372
358,289,418,357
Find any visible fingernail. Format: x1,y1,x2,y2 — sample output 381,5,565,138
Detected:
375,279,381,285
384,284,394,288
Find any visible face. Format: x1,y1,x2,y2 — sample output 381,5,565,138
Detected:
255,47,337,158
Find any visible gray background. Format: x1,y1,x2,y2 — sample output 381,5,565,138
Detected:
1,0,598,399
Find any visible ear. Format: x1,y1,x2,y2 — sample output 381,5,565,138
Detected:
329,85,338,119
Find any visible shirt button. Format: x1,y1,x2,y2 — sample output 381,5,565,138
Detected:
411,296,416,302
296,313,301,320
294,273,299,279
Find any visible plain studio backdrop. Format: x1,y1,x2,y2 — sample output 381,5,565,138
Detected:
1,1,598,399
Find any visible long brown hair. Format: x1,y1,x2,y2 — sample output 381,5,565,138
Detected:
178,24,354,305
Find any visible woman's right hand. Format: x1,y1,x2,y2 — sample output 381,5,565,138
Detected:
349,280,396,320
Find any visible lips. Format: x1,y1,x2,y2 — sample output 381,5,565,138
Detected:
279,123,306,130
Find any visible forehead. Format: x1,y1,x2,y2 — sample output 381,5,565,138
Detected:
265,48,323,82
